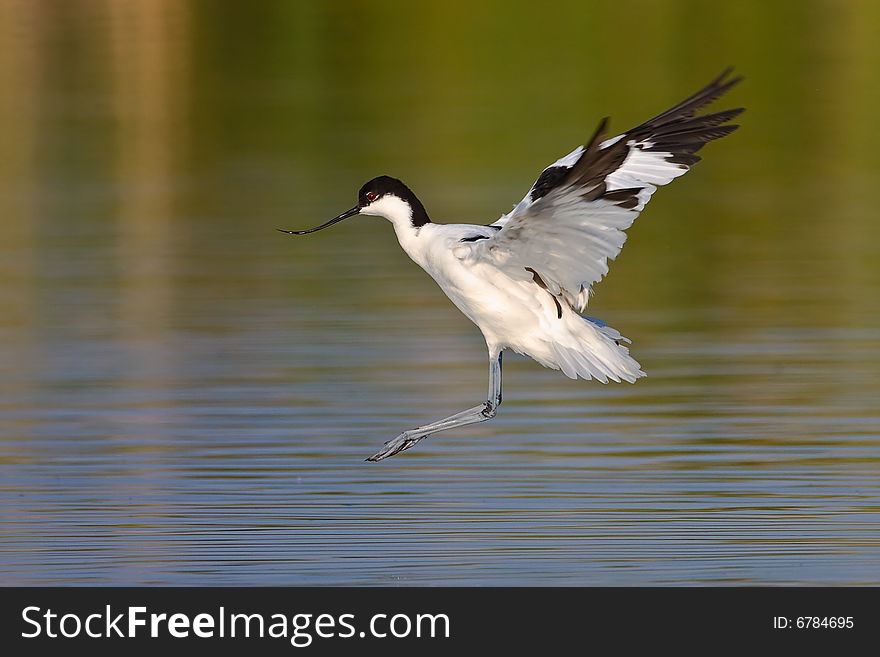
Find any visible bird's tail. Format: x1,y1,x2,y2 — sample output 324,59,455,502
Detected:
544,315,645,383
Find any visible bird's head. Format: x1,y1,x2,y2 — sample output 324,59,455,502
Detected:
278,175,430,236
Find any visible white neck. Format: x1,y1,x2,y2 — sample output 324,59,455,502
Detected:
360,194,424,254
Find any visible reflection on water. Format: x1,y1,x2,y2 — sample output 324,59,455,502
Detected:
1,1,879,585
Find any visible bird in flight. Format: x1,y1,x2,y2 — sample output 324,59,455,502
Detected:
280,69,743,462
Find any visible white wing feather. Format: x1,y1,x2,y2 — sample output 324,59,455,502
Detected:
475,70,743,311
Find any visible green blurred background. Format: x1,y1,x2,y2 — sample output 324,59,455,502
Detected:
3,0,879,330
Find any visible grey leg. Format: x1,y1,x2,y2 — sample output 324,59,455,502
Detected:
367,352,503,461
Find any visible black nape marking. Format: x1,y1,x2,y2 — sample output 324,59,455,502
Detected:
358,175,431,228
460,234,489,242
525,267,562,319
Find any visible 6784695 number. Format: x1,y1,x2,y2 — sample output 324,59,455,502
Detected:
798,617,853,629
774,617,854,629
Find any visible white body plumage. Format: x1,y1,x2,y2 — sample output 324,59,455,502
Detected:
382,214,642,384
281,69,743,460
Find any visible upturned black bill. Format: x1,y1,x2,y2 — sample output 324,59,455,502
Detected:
277,205,360,235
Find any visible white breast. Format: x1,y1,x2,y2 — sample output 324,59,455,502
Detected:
400,224,550,352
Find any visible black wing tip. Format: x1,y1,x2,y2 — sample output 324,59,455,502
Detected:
715,66,744,86
708,67,744,97
632,68,745,160
526,70,743,205
701,68,746,111
585,116,612,148
641,68,746,130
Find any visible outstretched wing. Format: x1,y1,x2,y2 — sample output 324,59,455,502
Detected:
473,69,744,311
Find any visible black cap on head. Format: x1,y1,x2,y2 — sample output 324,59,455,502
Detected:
358,176,431,227
277,175,432,236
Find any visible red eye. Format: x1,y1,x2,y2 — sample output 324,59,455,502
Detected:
366,192,377,202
